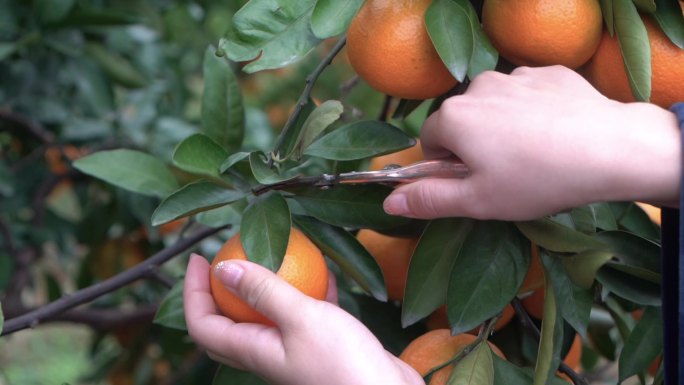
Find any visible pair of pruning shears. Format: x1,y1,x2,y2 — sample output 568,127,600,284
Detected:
252,158,470,195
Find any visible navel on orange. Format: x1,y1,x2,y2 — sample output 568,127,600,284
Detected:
210,228,329,326
346,0,458,99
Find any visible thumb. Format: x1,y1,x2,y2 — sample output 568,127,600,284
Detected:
384,179,473,219
213,260,313,329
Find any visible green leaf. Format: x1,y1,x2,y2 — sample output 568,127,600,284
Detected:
402,218,474,327
465,1,498,78
53,5,139,26
601,0,615,35
516,218,606,253
290,100,344,160
493,356,569,385
570,203,618,233
73,149,178,198
633,0,656,12
310,0,364,39
152,182,246,226
447,222,529,334
448,342,494,385
249,151,300,185
533,274,564,385
561,250,613,289
610,202,660,241
220,152,250,173
0,42,16,61
613,0,651,101
173,134,229,177
293,215,387,301
304,120,416,161
277,99,317,159
240,192,291,271
595,230,661,273
654,0,684,48
70,59,115,116
202,46,245,152
0,300,4,333
291,185,412,230
425,0,472,82
619,306,663,381
35,0,75,23
196,200,247,228
541,253,592,338
84,42,148,89
219,0,322,73
213,365,268,385
153,280,186,330
597,266,661,306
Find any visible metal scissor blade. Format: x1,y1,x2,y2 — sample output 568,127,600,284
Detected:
335,158,469,185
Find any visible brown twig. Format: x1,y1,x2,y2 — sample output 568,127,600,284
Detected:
1,225,227,335
0,109,55,144
48,305,158,332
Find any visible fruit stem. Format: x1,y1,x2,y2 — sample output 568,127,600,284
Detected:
268,35,347,167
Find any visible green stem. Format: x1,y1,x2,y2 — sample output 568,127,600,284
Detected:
268,35,347,166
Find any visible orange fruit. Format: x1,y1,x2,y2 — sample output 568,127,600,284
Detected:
426,303,515,334
583,17,684,108
45,145,86,175
519,243,544,294
482,0,602,68
210,228,329,325
346,0,458,99
399,329,505,385
356,229,418,301
635,202,661,226
521,287,545,320
559,334,583,382
369,140,423,171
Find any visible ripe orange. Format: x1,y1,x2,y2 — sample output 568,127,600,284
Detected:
356,229,418,301
583,17,684,108
521,287,545,320
519,243,544,294
368,140,423,171
346,0,458,99
399,329,505,385
559,334,583,382
635,202,662,226
482,0,602,68
210,228,329,325
426,304,515,334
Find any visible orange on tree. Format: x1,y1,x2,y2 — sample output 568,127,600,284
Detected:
368,140,424,171
583,16,684,108
521,287,545,320
399,329,505,385
356,228,418,301
519,242,544,294
559,334,584,382
425,303,515,334
482,0,602,69
346,0,458,99
210,227,329,325
636,202,662,226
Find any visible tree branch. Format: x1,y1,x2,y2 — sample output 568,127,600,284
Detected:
1,225,227,335
0,109,55,144
49,305,158,332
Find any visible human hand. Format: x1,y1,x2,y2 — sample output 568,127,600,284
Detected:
183,254,423,385
384,65,681,220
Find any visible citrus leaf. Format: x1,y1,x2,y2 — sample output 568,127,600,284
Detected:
277,98,317,160
293,215,387,301
240,192,291,272
291,100,344,160
613,0,651,101
603,261,661,283
533,273,564,385
153,280,186,330
402,218,474,328
595,230,661,273
618,306,663,381
601,0,615,35
202,46,245,152
492,355,569,385
73,149,178,198
0,302,4,334
516,218,606,253
609,202,660,241
220,151,250,173
84,42,148,88
466,1,498,78
0,42,17,61
542,253,592,338
249,151,300,185
304,120,416,160
561,250,613,289
151,181,246,226
213,365,269,385
291,185,412,230
196,200,247,228
596,265,661,306
172,133,229,177
446,221,530,335
218,0,321,73
35,0,75,23
447,342,494,385
653,0,684,48
310,0,363,39
425,0,472,82
570,203,618,233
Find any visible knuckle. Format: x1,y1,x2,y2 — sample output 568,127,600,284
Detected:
243,275,277,311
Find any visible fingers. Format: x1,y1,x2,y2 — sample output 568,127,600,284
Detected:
213,259,315,332
384,178,480,219
325,271,339,304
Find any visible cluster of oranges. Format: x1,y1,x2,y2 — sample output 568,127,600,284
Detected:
346,0,684,108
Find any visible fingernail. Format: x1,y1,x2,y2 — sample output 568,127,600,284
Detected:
384,193,409,215
214,261,245,288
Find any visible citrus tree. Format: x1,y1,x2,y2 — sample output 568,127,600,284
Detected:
0,0,681,384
